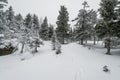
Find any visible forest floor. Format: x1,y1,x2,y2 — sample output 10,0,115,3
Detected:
0,41,120,80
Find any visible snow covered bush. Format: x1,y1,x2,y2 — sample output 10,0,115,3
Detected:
28,37,43,53
51,32,57,50
103,65,110,72
0,39,17,56
55,41,61,54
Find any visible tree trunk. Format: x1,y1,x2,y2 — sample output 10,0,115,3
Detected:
106,45,111,55
61,37,64,44
106,38,111,55
52,43,56,50
81,38,84,45
34,45,38,53
85,40,87,44
93,36,96,45
104,43,107,48
21,42,25,53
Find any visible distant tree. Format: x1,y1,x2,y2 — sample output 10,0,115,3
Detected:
56,5,69,44
39,17,49,40
24,13,33,33
32,14,40,36
6,6,14,22
15,13,28,53
98,0,118,55
0,0,8,43
31,14,41,53
48,24,54,39
5,6,16,39
15,14,23,29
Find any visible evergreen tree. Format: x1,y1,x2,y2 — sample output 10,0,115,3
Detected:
0,9,6,34
48,24,54,39
24,13,33,32
113,1,120,38
15,13,27,53
32,14,40,36
5,6,16,39
39,17,49,40
31,14,41,53
0,0,8,43
72,1,97,45
6,6,14,22
98,0,118,54
15,14,23,29
56,5,69,44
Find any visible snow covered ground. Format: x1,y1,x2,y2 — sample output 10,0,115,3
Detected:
0,41,120,80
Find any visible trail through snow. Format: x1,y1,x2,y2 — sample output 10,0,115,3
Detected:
0,41,120,80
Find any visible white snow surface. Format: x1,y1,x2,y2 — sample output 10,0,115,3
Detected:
0,41,120,80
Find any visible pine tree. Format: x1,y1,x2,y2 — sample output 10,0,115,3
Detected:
32,14,40,36
24,13,33,33
15,13,27,53
98,0,118,55
5,6,16,39
113,1,120,38
48,24,54,39
15,14,23,29
31,14,41,53
39,17,49,40
56,5,69,44
72,1,97,45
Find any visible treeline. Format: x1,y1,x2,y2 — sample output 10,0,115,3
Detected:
1,0,120,55
0,0,54,55
71,0,120,55
56,0,120,55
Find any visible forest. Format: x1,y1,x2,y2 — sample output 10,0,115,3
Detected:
0,0,120,80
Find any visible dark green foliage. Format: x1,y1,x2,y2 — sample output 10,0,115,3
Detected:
95,20,107,39
15,13,23,29
114,21,120,38
32,14,40,35
48,24,54,39
73,1,97,45
97,0,118,54
15,14,23,21
6,6,14,22
99,0,117,21
39,17,49,40
113,2,120,38
56,5,69,44
24,13,32,29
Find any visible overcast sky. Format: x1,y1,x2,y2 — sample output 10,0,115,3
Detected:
8,0,100,25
